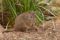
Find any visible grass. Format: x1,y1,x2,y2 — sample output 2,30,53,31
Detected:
0,0,3,12
3,0,55,27
5,0,37,20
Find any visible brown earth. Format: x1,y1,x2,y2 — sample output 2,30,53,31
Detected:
0,19,60,40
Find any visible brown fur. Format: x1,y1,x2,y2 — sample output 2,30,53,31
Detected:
4,11,37,32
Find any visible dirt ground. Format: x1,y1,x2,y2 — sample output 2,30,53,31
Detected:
0,19,60,40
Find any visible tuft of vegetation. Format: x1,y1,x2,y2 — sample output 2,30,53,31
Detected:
2,0,57,27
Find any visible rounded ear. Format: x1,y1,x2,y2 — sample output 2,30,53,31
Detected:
28,11,36,16
31,11,36,15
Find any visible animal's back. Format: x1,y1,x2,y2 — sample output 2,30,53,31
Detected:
13,11,37,32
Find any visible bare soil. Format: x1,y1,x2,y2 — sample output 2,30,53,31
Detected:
0,19,60,40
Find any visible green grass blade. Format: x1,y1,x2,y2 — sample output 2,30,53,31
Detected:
17,5,22,14
11,0,17,13
27,0,30,11
24,0,27,11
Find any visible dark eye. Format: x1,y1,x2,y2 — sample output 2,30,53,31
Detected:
27,15,32,19
28,16,32,18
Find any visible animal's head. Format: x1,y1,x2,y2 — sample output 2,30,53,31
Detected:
24,11,37,24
